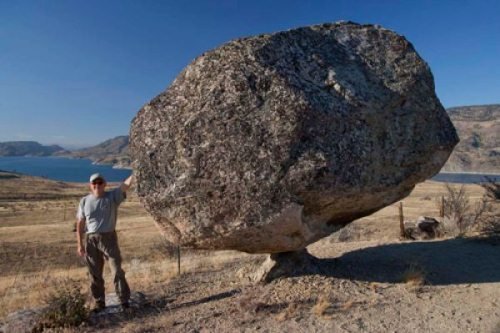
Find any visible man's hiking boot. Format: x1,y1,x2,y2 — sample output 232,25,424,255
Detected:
120,301,134,314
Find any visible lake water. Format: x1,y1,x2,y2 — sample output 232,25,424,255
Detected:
431,172,500,184
0,156,132,183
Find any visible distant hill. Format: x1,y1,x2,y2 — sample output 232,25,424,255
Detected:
68,135,131,168
0,141,67,156
442,104,500,173
81,105,498,173
2,104,498,173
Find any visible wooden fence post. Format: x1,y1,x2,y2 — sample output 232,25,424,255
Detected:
399,202,405,238
439,196,445,218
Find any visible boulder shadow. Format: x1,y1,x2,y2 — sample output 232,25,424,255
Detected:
165,289,241,311
314,236,500,285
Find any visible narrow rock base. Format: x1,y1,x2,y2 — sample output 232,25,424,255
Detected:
252,249,322,283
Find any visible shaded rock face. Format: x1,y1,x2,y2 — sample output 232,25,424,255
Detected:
130,22,458,253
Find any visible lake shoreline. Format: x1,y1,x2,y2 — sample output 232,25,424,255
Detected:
0,156,131,183
438,171,500,176
432,172,500,184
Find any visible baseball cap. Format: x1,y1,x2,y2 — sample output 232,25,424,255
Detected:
89,173,106,183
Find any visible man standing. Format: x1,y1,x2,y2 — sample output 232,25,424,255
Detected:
76,172,133,312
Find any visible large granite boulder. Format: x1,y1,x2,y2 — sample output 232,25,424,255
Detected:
130,22,458,253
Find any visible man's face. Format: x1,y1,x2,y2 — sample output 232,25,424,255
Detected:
90,179,106,197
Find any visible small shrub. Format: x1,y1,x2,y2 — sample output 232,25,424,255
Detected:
401,263,426,287
33,278,89,332
443,184,470,235
441,183,494,236
275,303,298,321
476,178,500,233
311,295,332,317
479,206,500,235
481,176,500,200
340,300,355,311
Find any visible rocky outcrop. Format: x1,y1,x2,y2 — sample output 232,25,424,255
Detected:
404,216,441,240
130,22,458,254
442,104,500,173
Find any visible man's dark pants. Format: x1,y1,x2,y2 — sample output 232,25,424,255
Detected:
85,231,130,306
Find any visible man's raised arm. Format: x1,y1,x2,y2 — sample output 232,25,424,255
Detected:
120,174,134,193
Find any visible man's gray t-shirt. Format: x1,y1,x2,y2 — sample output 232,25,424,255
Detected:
77,188,126,233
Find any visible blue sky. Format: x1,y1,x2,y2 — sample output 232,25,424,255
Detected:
1,0,499,148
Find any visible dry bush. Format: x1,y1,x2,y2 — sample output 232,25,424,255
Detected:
311,295,332,317
477,177,500,234
481,176,500,200
33,278,89,332
442,184,471,235
401,262,426,287
340,300,355,311
478,204,500,235
275,302,298,321
441,183,493,236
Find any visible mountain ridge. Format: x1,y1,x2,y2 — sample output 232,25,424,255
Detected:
68,135,130,168
0,141,67,157
443,104,499,173
1,104,498,173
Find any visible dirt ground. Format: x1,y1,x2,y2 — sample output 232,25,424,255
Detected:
1,173,499,332
78,236,500,333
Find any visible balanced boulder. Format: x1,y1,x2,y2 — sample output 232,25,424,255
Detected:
130,22,458,253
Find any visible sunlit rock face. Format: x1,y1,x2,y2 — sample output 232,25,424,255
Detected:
130,22,458,253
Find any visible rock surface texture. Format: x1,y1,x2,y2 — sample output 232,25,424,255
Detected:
130,22,458,253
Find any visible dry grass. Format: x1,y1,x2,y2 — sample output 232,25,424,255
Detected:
0,171,84,201
0,173,253,320
311,295,332,317
0,173,491,324
310,295,357,318
275,302,298,321
340,300,355,311
0,174,177,318
336,181,487,242
0,268,89,319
